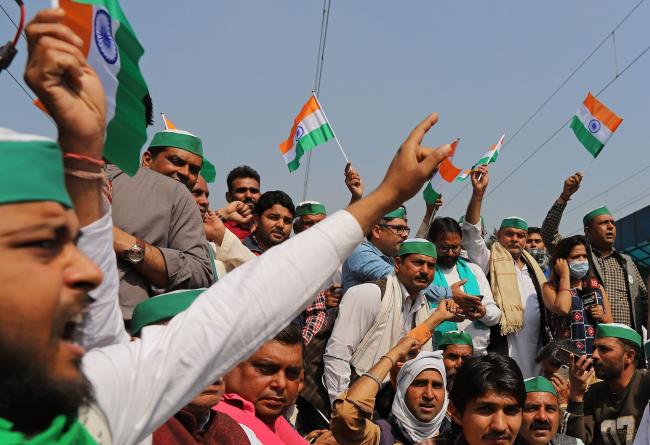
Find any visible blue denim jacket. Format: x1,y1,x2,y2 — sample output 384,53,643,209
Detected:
341,240,450,301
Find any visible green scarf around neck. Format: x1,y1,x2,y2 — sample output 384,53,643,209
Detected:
0,416,97,445
431,258,482,346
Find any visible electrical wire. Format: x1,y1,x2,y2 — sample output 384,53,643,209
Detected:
303,0,332,201
0,0,25,45
443,0,646,210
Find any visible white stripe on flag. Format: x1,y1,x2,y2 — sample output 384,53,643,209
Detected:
294,109,328,142
575,105,613,145
282,146,297,164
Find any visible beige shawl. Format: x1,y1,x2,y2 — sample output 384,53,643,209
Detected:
489,242,547,336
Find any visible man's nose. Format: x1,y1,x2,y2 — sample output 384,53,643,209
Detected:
490,410,507,432
65,245,103,293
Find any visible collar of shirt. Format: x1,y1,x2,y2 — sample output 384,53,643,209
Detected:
361,239,393,265
399,281,426,312
591,246,620,260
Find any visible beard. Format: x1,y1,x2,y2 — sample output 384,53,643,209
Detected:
0,337,93,435
437,255,458,269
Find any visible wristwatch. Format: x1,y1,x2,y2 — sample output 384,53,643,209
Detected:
124,238,145,264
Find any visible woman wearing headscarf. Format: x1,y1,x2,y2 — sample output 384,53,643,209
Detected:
330,300,456,444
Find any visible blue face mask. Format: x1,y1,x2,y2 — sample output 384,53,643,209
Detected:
569,261,590,279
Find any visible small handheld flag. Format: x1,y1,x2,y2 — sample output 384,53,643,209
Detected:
50,0,153,176
570,92,622,158
423,139,461,204
456,134,505,182
279,93,347,172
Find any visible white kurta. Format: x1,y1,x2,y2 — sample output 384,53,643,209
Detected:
462,220,541,378
323,281,427,404
437,263,501,354
79,209,363,445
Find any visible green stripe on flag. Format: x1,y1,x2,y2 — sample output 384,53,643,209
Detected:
423,182,441,204
286,123,334,172
570,116,604,158
79,0,150,176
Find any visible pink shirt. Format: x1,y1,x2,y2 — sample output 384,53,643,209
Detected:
214,393,307,445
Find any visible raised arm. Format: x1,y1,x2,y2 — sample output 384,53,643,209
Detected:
540,172,582,251
462,165,490,273
24,8,127,349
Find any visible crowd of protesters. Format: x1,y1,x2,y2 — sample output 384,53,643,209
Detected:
1,8,650,445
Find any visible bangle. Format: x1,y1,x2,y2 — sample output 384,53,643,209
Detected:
559,288,572,293
361,372,383,388
63,153,105,167
64,167,106,181
381,355,395,367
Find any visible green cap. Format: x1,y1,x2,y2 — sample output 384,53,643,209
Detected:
296,201,327,217
201,158,216,183
583,206,612,226
500,216,528,231
596,323,642,348
131,288,205,336
524,376,558,397
149,129,204,158
399,238,437,259
384,206,407,220
0,129,72,208
439,330,473,347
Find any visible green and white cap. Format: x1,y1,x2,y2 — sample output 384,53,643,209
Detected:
583,206,612,226
296,201,327,217
439,330,473,347
399,238,437,259
596,323,642,348
0,128,72,208
524,376,558,398
384,206,407,220
131,288,205,336
149,129,203,158
500,216,528,231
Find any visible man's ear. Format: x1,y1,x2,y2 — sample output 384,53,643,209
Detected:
141,150,153,167
371,224,382,240
449,402,462,425
225,192,233,203
394,255,403,273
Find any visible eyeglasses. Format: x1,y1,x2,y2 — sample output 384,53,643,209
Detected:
437,245,462,254
378,224,410,236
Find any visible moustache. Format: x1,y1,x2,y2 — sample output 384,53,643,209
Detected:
530,420,552,431
415,274,429,281
482,432,512,441
243,197,255,204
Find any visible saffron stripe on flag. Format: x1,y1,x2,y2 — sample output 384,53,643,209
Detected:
584,93,623,133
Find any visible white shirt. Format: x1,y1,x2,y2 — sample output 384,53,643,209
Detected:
437,262,501,355
323,278,427,404
79,209,363,445
462,220,541,378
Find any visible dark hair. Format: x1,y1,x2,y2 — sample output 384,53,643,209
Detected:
535,339,573,365
450,353,525,414
549,235,590,287
273,323,304,352
227,165,260,192
427,217,462,243
619,338,640,361
527,227,542,235
254,190,295,217
145,146,167,160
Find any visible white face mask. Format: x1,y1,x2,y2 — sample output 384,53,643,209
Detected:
569,260,590,279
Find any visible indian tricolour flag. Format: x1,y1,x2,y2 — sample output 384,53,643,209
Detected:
53,0,152,175
570,92,623,158
279,94,334,172
423,139,461,204
456,134,506,182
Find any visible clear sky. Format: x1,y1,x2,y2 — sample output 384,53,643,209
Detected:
2,1,649,237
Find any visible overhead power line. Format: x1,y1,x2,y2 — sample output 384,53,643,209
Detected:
444,0,646,210
303,0,332,201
